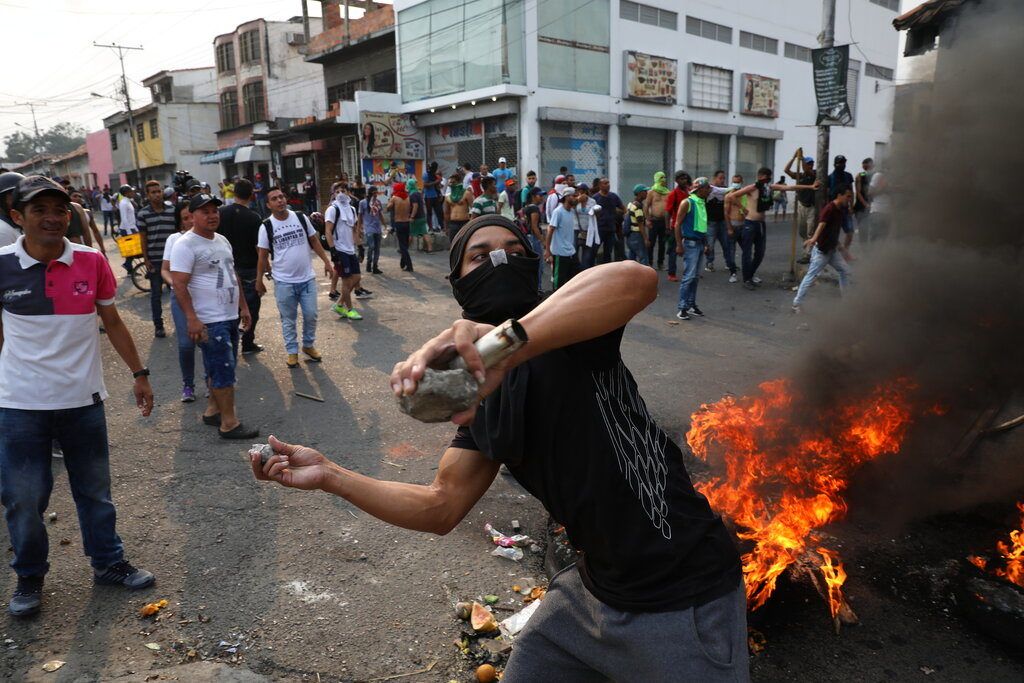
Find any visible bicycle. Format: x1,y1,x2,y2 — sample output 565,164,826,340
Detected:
115,233,151,293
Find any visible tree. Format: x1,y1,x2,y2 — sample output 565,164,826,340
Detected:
2,122,87,162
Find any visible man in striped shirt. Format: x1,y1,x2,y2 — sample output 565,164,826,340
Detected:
470,176,500,217
137,180,178,338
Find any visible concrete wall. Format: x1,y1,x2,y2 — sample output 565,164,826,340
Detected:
321,34,396,93
266,20,326,119
86,130,114,188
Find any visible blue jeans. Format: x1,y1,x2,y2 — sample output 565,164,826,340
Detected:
792,246,852,306
527,234,545,289
626,232,649,265
198,318,239,389
740,220,767,283
273,278,318,354
169,294,196,389
677,238,705,311
0,403,124,577
102,210,114,232
365,232,382,271
706,219,736,273
237,268,262,350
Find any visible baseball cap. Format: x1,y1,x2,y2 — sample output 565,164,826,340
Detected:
834,155,847,163
576,183,590,194
632,183,649,194
554,174,566,184
692,176,710,188
188,193,223,211
498,157,507,163
803,156,814,164
13,175,70,208
529,186,545,197
559,186,576,199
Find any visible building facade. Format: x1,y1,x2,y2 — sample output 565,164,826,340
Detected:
393,0,900,193
50,145,93,189
103,68,221,189
204,16,325,183
86,129,115,189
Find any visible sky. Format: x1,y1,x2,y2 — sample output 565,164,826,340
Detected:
0,0,341,156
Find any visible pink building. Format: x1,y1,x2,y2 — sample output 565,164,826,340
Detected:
86,129,117,189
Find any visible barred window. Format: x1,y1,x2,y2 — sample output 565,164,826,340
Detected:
239,29,261,65
136,123,145,142
220,90,239,129
688,63,732,111
242,81,265,123
149,119,159,139
685,16,732,44
216,43,235,73
739,31,778,54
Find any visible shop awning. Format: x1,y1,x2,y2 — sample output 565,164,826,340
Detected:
234,145,271,163
199,148,238,165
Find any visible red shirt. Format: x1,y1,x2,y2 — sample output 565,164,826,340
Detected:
665,187,689,229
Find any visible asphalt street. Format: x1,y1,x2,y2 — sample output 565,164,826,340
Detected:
1,219,1020,682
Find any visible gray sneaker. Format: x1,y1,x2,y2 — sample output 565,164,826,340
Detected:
94,560,155,589
9,576,43,617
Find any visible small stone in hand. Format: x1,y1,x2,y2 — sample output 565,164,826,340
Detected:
251,443,274,466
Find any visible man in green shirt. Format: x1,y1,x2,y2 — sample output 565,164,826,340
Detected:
673,177,713,320
470,176,500,217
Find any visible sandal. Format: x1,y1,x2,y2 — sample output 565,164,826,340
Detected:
219,423,259,439
202,413,221,426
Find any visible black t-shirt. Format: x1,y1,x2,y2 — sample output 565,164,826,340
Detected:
815,201,845,252
796,172,816,207
523,204,541,236
706,193,725,221
217,203,263,270
451,328,741,613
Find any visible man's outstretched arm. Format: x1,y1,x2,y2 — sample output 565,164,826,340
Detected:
251,435,500,536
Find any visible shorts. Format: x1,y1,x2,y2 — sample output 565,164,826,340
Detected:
198,318,239,389
333,251,361,278
411,217,428,237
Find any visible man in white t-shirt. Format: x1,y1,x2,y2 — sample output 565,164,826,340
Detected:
325,186,365,321
117,185,138,235
256,186,334,368
170,193,256,439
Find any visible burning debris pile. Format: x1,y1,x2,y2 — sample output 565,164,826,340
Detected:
969,501,1024,589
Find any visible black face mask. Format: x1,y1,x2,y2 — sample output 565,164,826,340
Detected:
452,251,541,326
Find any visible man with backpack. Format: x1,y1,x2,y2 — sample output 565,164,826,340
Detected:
255,187,334,368
217,179,265,354
326,184,368,321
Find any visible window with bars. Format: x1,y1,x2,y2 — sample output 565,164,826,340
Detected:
847,59,861,124
688,63,732,111
869,0,899,10
136,123,145,142
327,79,366,105
784,42,812,63
216,42,235,73
242,81,265,123
739,30,778,54
220,90,239,129
149,119,159,139
109,129,117,150
685,16,732,44
620,1,677,30
239,29,261,65
865,63,894,80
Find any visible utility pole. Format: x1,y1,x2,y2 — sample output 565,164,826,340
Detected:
12,102,46,173
816,0,836,210
94,42,144,187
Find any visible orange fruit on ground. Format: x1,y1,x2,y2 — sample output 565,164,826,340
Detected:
475,663,497,683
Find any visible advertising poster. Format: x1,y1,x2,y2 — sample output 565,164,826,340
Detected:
360,112,425,160
361,159,425,196
741,74,780,118
812,45,852,126
624,51,678,104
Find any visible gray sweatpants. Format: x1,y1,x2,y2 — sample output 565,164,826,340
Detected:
503,566,750,682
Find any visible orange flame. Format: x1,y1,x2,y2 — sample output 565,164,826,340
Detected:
969,501,1024,588
686,378,917,612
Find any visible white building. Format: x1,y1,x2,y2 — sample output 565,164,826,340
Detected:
392,0,900,192
204,16,325,182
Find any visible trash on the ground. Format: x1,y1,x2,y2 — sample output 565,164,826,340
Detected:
41,660,65,672
294,391,325,402
523,586,546,603
491,546,523,562
478,638,512,656
499,599,542,640
748,628,767,655
528,543,542,554
511,519,522,534
920,666,936,675
475,663,497,682
455,601,473,620
140,599,169,617
59,538,71,545
484,522,534,548
144,642,161,651
483,594,499,605
47,512,57,522
470,602,499,633
512,578,536,595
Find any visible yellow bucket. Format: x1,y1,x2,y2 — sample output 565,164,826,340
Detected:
115,233,143,259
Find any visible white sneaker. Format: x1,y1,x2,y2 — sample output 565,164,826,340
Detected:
792,304,802,314
752,276,762,284
728,273,738,283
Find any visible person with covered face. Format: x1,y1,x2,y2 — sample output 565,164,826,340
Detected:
249,215,748,682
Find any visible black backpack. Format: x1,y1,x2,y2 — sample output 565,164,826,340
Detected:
261,211,312,259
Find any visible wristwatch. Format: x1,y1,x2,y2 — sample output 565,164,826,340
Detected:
132,368,151,379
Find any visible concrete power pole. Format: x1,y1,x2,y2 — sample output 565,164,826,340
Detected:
816,0,837,209
12,102,46,173
94,42,144,187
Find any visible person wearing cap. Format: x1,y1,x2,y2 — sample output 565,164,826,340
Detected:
545,186,581,290
829,155,856,238
625,184,650,265
250,216,748,683
0,176,156,617
117,185,138,236
492,157,513,194
522,186,546,290
497,176,519,221
138,180,178,338
673,177,714,320
784,148,818,262
0,171,26,247
169,192,257,439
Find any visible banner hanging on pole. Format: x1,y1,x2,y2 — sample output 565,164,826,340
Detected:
812,44,852,126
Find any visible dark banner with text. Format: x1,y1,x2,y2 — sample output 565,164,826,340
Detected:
813,44,852,126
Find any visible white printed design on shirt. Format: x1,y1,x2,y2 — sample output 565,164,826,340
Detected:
202,247,236,306
593,363,672,540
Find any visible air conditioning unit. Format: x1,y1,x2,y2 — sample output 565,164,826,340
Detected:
286,32,307,46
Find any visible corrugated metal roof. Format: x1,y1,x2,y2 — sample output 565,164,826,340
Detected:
893,0,970,31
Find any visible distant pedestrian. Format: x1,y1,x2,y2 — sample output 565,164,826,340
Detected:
674,177,713,320
216,178,265,354
663,171,692,282
625,184,650,266
444,173,473,242
324,185,369,323
253,173,268,217
137,180,177,338
117,185,137,235
545,174,568,224
498,176,518,221
592,177,624,265
867,168,891,242
386,181,413,272
0,176,156,618
470,176,500,217
545,186,581,290
643,171,670,271
99,187,115,234
302,174,317,214
705,170,735,278
522,186,546,290
829,155,855,237
161,202,198,402
220,178,235,205
855,157,874,240
792,185,854,312
422,161,443,232
723,174,746,283
574,184,601,269
519,170,538,207
0,171,23,247
492,157,513,193
358,185,385,275
784,149,817,264
773,176,788,218
169,193,257,439
407,178,432,253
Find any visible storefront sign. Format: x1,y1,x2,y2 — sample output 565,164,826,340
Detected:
624,51,677,104
741,74,780,118
429,121,484,146
812,45,852,126
360,112,425,160
361,158,425,196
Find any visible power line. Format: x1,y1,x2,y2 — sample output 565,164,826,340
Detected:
94,42,145,185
